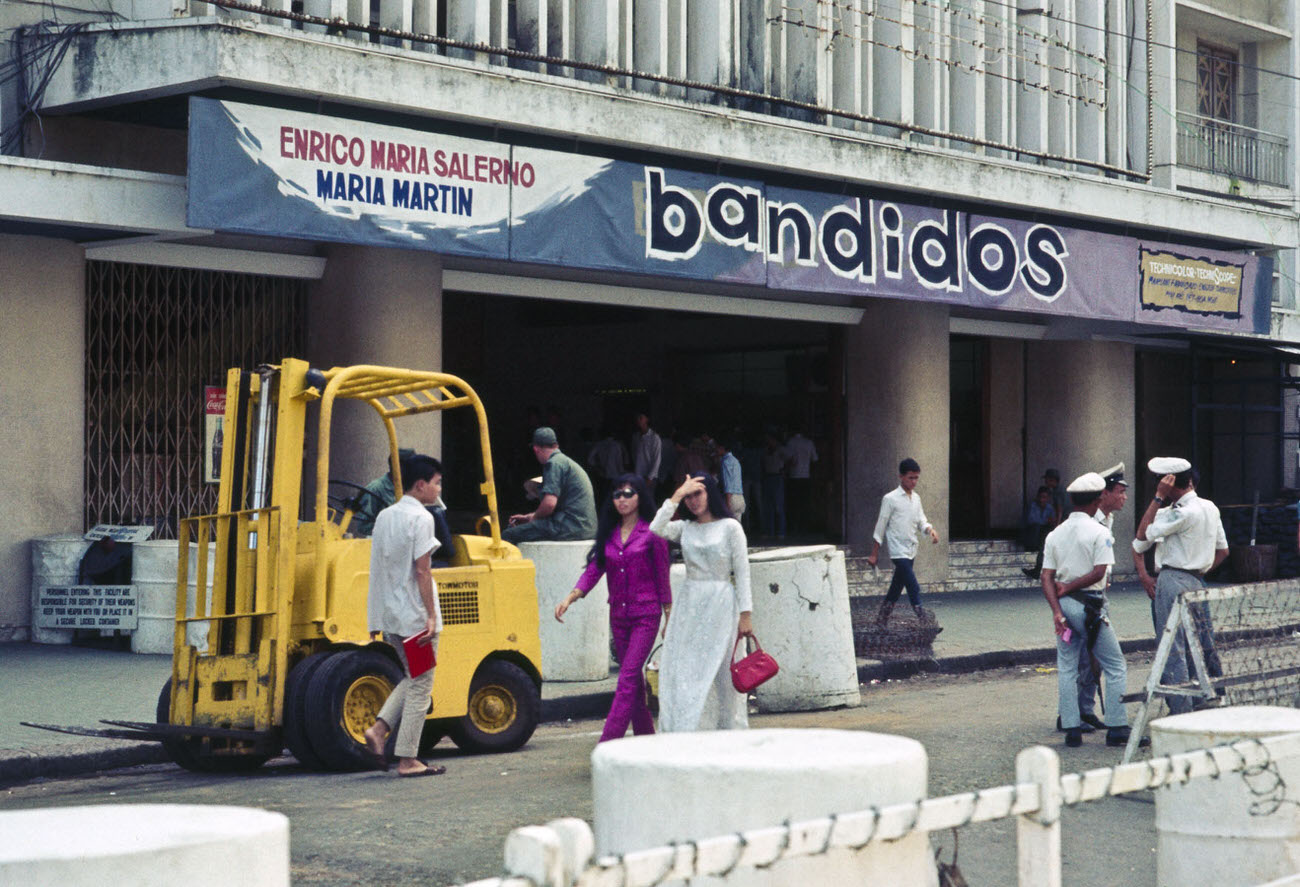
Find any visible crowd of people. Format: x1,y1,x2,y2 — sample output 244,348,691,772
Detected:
355,424,1231,760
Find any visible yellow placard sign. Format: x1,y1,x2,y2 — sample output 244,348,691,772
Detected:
1139,248,1243,317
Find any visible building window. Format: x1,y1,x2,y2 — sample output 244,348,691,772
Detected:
1197,43,1237,122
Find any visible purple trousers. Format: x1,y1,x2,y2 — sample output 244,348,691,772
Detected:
601,614,660,742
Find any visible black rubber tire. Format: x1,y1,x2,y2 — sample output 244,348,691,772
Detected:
282,650,335,770
304,648,404,771
156,679,271,773
449,660,541,754
419,718,453,756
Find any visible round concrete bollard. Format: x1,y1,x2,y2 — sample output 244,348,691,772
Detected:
593,728,936,886
519,540,611,681
747,545,859,712
0,804,290,886
1152,706,1300,887
30,534,90,644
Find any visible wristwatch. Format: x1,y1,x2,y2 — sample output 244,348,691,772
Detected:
1153,496,1167,506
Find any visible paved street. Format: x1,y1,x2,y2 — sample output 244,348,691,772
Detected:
1,657,1163,886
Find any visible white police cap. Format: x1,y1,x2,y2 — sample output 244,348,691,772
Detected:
1148,457,1191,475
1098,462,1126,487
1066,472,1106,493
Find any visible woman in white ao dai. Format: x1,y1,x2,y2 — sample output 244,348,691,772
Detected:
650,472,754,732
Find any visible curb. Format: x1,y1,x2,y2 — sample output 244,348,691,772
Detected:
858,635,1160,682
0,741,169,788
0,695,616,787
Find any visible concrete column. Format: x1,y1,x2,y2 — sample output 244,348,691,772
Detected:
843,300,949,578
593,729,936,886
307,244,443,487
1025,339,1136,555
1152,707,1300,887
0,235,84,642
0,804,289,885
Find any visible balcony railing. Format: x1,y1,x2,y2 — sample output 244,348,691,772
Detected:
1177,111,1290,188
171,0,1142,180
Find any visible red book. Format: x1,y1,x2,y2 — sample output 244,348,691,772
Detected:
403,633,436,678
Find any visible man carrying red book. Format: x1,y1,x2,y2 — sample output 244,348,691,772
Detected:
363,453,446,777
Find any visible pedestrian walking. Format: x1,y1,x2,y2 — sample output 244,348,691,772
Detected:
555,474,671,742
650,473,753,732
363,454,447,777
867,458,939,624
1040,471,1131,748
1131,457,1229,714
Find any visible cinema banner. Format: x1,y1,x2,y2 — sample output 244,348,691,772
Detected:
188,99,1270,334
188,98,517,257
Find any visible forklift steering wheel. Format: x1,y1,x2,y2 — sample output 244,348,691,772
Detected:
326,479,380,522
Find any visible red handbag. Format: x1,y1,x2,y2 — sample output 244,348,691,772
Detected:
730,635,779,693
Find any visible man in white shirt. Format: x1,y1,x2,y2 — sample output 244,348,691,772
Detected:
785,430,818,533
867,458,939,624
586,428,628,501
1041,472,1131,748
363,454,446,777
1132,457,1229,715
1060,463,1127,734
633,414,662,491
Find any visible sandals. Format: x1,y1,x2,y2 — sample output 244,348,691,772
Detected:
398,764,446,778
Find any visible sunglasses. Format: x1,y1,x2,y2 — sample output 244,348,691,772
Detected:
612,488,638,500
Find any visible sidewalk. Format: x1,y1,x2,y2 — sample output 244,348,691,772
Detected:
0,582,1156,785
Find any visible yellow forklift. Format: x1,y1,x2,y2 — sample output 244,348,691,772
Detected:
44,359,543,771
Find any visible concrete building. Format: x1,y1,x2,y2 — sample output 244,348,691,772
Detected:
2,0,1298,640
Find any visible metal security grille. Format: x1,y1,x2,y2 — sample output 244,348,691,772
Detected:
437,589,480,625
85,261,307,538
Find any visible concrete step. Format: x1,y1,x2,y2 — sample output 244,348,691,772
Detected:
948,539,1022,554
948,551,1037,567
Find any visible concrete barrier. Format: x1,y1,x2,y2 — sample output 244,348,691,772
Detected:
747,545,859,712
30,534,89,645
592,728,937,886
0,804,289,885
1152,705,1300,887
132,541,214,655
519,540,610,681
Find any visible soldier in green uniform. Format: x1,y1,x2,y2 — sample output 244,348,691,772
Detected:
503,427,598,543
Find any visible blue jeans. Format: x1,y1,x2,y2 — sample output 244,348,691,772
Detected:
1057,596,1128,729
884,558,922,607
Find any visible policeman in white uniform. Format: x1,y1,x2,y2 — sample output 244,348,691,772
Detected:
1041,472,1132,747
1058,463,1128,733
1132,457,1229,715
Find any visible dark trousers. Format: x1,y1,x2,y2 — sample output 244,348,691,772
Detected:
884,558,923,607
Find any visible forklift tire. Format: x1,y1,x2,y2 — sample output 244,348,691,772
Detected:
283,650,335,770
156,679,271,773
305,648,404,771
449,660,540,754
419,718,453,756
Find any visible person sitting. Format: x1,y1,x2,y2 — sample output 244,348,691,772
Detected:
351,450,454,564
1023,485,1055,553
503,427,598,543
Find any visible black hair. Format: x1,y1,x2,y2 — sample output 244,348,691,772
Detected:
899,458,921,475
1069,490,1101,507
675,472,733,522
1036,485,1050,496
401,454,442,492
587,474,656,570
1173,467,1198,489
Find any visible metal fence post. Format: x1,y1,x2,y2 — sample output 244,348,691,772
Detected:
1016,745,1062,887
